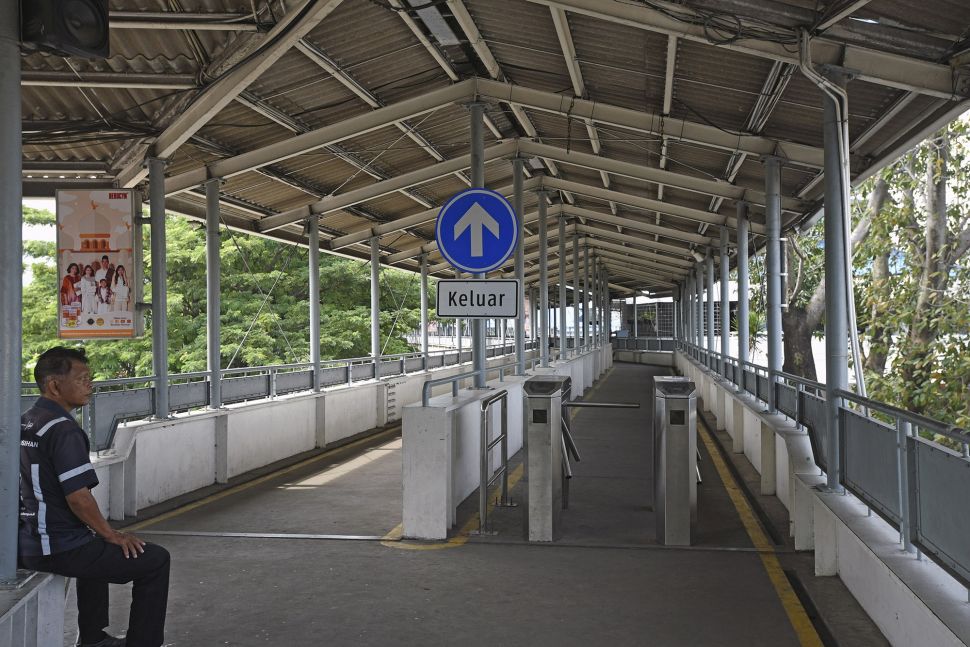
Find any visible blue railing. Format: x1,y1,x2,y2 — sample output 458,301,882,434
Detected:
676,340,970,591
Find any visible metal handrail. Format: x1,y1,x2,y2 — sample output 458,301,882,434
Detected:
836,388,967,443
472,389,514,535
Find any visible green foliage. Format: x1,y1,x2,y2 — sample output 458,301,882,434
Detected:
22,208,429,382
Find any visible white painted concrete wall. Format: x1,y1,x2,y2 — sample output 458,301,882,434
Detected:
665,350,970,647
402,347,611,539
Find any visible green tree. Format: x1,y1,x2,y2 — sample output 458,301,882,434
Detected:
22,209,430,381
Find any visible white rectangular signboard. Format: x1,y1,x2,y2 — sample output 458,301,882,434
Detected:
436,279,520,319
56,189,143,339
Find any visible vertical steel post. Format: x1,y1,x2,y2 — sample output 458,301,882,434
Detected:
370,237,381,377
149,158,170,418
529,283,537,346
822,93,848,490
420,255,429,370
0,0,21,582
308,215,322,391
765,156,783,413
558,216,567,358
685,280,693,347
633,293,638,339
737,202,750,369
583,245,591,348
470,102,487,387
590,259,598,346
706,249,715,357
538,195,550,367
695,264,704,350
572,230,580,352
513,158,526,374
456,269,463,359
720,226,730,377
205,179,223,406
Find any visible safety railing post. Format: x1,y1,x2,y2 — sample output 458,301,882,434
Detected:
897,418,914,553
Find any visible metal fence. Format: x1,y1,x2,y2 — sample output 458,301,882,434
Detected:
20,342,537,453
678,341,970,591
611,336,677,352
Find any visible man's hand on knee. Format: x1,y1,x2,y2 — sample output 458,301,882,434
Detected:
104,530,146,559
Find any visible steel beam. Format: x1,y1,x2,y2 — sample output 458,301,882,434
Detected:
526,0,967,99
572,223,694,259
420,255,429,369
538,195,550,367
309,216,322,391
720,226,730,376
470,102,487,388
706,249,715,354
21,70,197,89
564,204,715,246
0,0,21,583
558,215,568,357
513,158,526,374
149,158,170,418
205,178,223,407
371,237,381,374
737,202,750,367
765,157,783,412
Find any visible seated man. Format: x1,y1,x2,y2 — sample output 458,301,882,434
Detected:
19,347,170,647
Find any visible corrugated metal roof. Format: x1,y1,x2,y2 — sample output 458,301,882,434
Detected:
18,0,970,292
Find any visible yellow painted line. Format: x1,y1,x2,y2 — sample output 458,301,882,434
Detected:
697,423,824,647
123,425,402,532
382,463,525,550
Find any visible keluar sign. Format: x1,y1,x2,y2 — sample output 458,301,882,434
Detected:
57,189,144,339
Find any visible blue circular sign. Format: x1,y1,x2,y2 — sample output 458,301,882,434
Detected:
435,189,518,274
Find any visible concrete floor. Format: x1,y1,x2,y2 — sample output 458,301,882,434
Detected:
64,362,888,646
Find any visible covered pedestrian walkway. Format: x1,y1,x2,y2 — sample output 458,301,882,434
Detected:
65,363,883,646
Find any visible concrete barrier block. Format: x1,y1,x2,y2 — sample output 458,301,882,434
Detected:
760,420,776,496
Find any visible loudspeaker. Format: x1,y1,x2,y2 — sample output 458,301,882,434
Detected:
21,0,109,59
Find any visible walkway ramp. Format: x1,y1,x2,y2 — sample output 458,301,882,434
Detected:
68,363,884,647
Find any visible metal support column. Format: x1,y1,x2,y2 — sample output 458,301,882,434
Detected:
706,249,715,356
765,157,783,413
720,227,730,377
538,195,550,368
583,245,591,348
572,230,580,352
530,283,537,346
590,259,598,346
149,158,170,418
370,237,381,377
309,216,322,391
513,158,526,374
469,102,487,387
633,294,639,339
420,255,429,370
823,91,848,490
0,0,21,582
558,216,567,358
695,264,704,350
205,178,223,406
737,202,750,369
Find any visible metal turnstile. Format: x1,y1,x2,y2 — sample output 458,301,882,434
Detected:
653,376,698,546
523,375,571,542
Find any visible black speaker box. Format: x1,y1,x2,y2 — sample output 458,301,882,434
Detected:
21,0,110,59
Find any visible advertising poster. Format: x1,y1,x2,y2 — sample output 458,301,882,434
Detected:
56,189,142,339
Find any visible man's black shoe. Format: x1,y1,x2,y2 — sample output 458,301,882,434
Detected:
78,635,126,647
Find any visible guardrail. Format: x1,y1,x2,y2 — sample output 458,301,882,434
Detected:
472,389,514,535
677,340,970,593
611,336,677,352
21,342,539,452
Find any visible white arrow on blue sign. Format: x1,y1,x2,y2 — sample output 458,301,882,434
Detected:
435,188,518,274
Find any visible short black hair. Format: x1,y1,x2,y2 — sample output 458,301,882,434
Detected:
34,347,88,392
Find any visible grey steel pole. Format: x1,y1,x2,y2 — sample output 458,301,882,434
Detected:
370,237,381,377
706,249,715,356
149,158,170,419
720,226,730,377
695,264,704,349
456,269,463,359
0,0,22,582
530,284,537,346
309,215,322,391
538,196,550,367
558,216,567,358
572,230,580,352
513,158,526,374
737,202,750,368
765,156,783,413
823,93,848,491
470,102,487,388
583,245,591,348
590,259,598,346
633,294,638,339
685,280,692,346
205,178,223,407
420,255,429,370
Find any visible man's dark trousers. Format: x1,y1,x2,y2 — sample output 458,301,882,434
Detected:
22,539,170,647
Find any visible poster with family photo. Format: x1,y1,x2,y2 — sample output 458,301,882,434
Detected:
57,189,143,339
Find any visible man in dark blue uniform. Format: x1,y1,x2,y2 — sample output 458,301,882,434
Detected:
19,347,170,647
